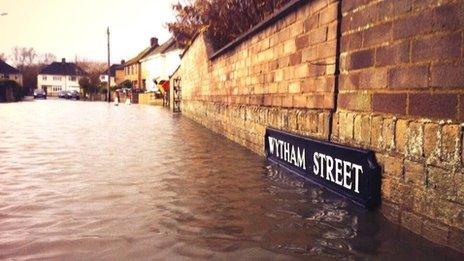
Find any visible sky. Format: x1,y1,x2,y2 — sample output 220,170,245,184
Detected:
0,0,179,64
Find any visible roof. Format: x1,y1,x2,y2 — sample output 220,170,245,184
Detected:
124,44,160,66
125,38,182,65
0,60,20,74
101,64,121,77
144,38,181,59
39,61,86,76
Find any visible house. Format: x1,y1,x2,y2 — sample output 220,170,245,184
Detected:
140,38,183,93
121,37,160,90
99,62,124,87
37,58,86,96
0,59,23,86
114,61,125,86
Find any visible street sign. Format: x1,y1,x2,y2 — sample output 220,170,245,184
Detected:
265,128,381,209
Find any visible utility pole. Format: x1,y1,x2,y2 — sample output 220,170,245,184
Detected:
107,27,111,103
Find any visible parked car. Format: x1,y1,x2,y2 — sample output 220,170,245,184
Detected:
66,90,80,100
33,89,47,99
58,90,67,98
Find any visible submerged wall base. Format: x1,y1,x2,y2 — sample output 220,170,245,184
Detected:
174,0,464,253
182,99,464,252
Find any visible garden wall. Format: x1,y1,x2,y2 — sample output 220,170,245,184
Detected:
175,0,464,252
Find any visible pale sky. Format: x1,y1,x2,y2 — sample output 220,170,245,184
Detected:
0,0,178,64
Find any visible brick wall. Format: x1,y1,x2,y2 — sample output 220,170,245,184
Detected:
175,0,464,252
340,0,463,120
337,0,464,251
178,0,339,152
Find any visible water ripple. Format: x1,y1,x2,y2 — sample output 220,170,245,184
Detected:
0,100,462,260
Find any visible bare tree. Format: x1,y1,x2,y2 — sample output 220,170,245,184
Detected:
38,53,56,65
24,47,38,65
6,47,57,93
75,57,106,84
10,47,24,66
10,46,38,66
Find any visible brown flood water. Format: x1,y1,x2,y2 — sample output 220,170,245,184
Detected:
0,100,463,260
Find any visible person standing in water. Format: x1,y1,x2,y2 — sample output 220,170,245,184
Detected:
126,91,131,105
114,90,119,106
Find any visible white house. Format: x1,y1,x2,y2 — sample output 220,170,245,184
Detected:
140,38,183,92
0,59,23,85
37,58,86,96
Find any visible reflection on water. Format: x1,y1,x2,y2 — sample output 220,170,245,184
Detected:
0,100,462,260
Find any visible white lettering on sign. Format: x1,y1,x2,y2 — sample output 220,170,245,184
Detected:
268,137,306,170
312,152,363,194
268,136,363,194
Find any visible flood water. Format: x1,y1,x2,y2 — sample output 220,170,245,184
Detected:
0,100,463,260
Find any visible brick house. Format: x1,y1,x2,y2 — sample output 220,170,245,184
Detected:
114,61,125,86
99,63,123,87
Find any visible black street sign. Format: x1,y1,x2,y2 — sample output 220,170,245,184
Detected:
265,128,381,209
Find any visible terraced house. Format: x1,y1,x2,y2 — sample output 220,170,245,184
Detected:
140,38,183,92
122,37,160,90
37,58,86,96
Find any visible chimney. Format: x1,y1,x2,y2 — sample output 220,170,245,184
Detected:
62,58,66,63
121,59,125,65
150,37,159,47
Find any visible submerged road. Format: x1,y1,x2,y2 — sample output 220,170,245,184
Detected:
0,100,462,260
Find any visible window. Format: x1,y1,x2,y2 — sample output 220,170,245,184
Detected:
52,86,62,92
53,76,62,81
42,76,47,80
70,76,76,81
